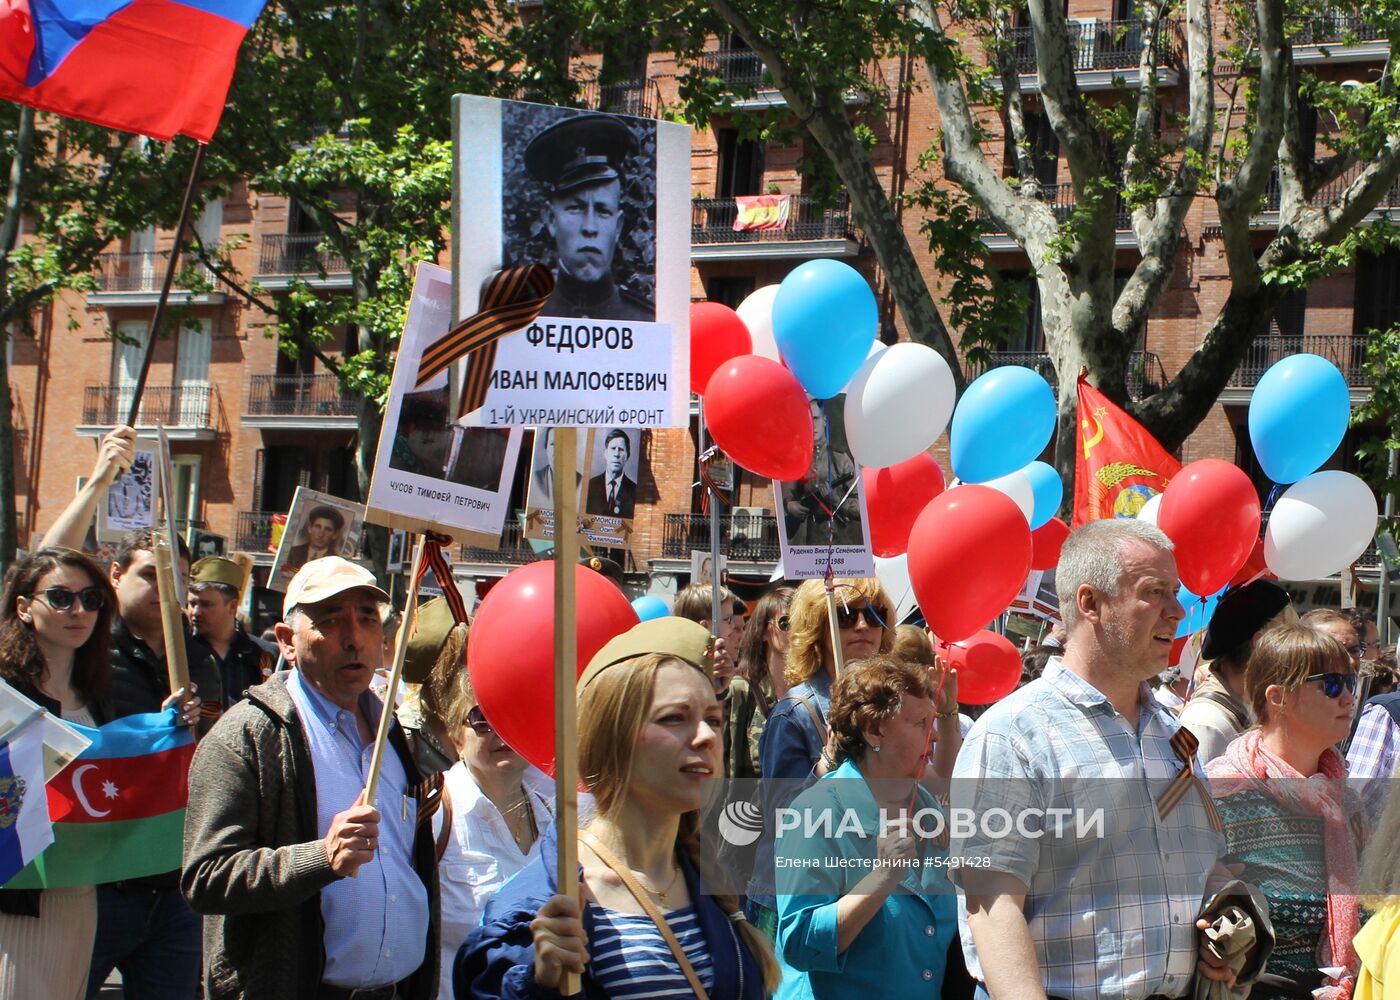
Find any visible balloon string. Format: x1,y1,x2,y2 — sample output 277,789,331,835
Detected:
822,398,838,574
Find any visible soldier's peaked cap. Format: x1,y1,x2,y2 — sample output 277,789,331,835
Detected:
524,114,634,196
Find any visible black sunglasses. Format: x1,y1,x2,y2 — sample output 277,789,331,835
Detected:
35,586,105,613
833,604,887,630
1305,672,1359,699
466,705,494,735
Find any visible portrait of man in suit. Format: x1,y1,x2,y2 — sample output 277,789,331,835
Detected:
528,427,583,509
287,505,346,567
584,428,637,520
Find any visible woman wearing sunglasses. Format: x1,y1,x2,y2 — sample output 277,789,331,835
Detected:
728,586,795,784
430,667,554,1000
746,578,894,941
0,548,116,998
1207,622,1368,999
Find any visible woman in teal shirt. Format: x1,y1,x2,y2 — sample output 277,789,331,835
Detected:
775,655,957,998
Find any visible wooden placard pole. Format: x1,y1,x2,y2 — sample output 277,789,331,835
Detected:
825,582,845,676
552,426,581,1000
154,423,185,606
152,540,191,695
365,534,427,807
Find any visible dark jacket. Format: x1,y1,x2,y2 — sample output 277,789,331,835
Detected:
181,675,439,1000
0,685,112,918
455,819,764,1000
213,625,277,707
111,616,224,731
584,473,637,520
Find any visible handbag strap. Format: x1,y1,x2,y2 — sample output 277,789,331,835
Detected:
793,693,828,746
433,780,454,863
577,829,710,1000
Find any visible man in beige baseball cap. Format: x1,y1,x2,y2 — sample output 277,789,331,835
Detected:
184,555,439,999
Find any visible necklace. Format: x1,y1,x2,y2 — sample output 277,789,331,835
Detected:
632,862,682,909
503,793,536,853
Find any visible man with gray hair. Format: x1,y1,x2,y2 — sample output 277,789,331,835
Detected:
950,519,1234,1000
183,557,438,1000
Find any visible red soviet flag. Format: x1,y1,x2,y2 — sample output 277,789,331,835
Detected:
1072,373,1181,526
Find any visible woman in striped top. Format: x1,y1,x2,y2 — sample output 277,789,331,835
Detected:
457,617,781,998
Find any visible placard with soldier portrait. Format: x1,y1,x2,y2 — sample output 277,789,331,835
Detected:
452,96,691,429
267,487,366,593
772,394,876,579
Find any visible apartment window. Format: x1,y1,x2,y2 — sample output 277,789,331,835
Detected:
1354,250,1400,335
171,454,201,527
716,128,764,198
704,276,756,309
1004,108,1059,186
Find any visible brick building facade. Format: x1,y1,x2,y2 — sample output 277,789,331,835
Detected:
9,5,1394,611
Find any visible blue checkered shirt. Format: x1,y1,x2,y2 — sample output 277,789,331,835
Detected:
1346,701,1399,826
950,660,1226,1000
286,670,429,989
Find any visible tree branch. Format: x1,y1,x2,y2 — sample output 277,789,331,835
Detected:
1114,0,1213,337
1026,0,1104,189
995,15,1040,192
1216,0,1287,294
910,0,1055,251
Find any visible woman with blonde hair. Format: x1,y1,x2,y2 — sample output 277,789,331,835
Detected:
1355,771,1400,998
775,656,957,997
746,577,894,939
1207,622,1368,999
457,617,779,998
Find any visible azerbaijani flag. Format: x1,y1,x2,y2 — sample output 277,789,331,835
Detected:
0,0,270,142
2,711,193,889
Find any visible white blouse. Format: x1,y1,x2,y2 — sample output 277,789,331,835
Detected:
432,763,555,999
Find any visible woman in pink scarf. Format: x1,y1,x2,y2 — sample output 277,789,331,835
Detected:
1206,622,1367,1000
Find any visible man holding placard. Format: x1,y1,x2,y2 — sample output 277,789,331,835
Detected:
182,557,438,1000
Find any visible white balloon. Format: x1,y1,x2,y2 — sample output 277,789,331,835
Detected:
980,470,1036,524
736,285,781,362
875,553,917,624
1264,470,1378,581
843,342,957,468
1136,492,1163,526
839,341,887,396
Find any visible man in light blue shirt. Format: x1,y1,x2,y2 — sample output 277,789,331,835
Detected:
949,519,1236,1000
183,557,438,1000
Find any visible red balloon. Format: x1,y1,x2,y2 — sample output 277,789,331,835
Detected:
908,485,1032,642
864,454,946,558
703,356,813,481
1158,459,1261,596
467,561,639,774
935,630,1022,704
1030,517,1070,570
690,302,753,395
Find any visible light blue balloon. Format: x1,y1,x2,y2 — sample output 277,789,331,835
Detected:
1175,583,1222,639
771,260,878,399
950,367,1057,483
1023,460,1064,530
632,595,669,622
1248,353,1350,484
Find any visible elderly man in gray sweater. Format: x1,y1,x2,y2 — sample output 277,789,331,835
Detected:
182,558,439,1000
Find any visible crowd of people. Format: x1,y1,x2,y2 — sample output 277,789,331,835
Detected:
1,431,1399,1000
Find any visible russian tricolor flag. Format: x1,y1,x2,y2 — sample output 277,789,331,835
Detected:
0,0,268,141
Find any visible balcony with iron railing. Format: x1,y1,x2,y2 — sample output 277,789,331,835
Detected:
255,233,352,289
1227,333,1372,388
78,383,220,439
1255,162,1400,226
458,517,545,567
691,194,862,260
1291,9,1388,61
975,183,1134,249
577,78,663,119
244,373,358,430
963,350,1166,400
996,18,1184,90
689,49,882,108
661,512,781,563
89,250,222,305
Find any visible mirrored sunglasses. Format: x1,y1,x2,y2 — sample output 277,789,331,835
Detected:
1305,672,1359,699
466,705,494,735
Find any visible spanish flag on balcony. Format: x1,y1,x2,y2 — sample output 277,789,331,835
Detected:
0,0,268,142
1072,373,1180,526
733,194,790,232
